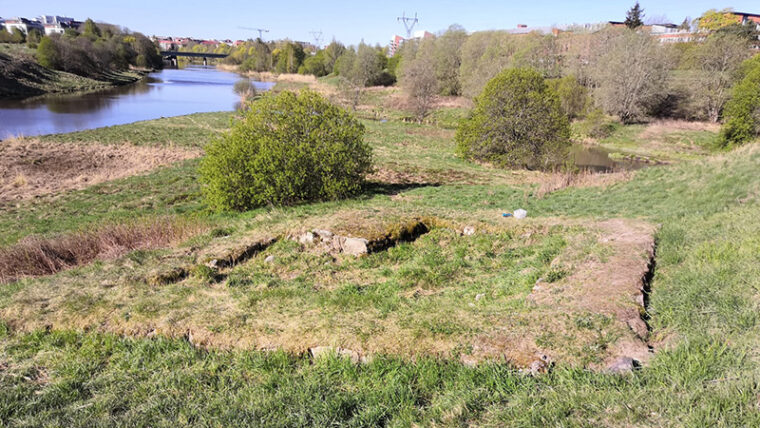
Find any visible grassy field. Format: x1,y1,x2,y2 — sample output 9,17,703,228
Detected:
1,83,760,426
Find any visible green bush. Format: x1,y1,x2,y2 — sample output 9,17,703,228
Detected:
455,68,570,170
573,109,620,139
546,75,589,119
720,56,760,147
36,36,62,70
199,90,372,211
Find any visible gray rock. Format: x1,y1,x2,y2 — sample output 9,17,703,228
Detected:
264,255,275,263
298,232,315,245
607,357,637,374
475,293,486,301
342,237,369,256
463,226,476,236
313,229,334,241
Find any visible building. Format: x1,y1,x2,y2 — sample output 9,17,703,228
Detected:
38,15,75,26
2,17,43,35
43,24,65,36
388,31,433,56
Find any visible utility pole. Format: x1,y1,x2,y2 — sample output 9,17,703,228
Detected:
238,26,270,40
309,30,323,48
397,12,419,39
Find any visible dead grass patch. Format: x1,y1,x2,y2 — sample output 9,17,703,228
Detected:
536,170,634,199
0,139,201,203
640,119,720,138
0,217,205,284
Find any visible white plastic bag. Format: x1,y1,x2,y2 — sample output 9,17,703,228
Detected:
514,209,528,219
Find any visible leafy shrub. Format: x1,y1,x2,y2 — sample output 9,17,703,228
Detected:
546,75,589,119
455,68,570,170
720,58,760,147
199,90,372,211
573,109,620,139
36,36,61,69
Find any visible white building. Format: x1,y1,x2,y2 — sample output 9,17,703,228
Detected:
3,17,43,35
43,24,65,36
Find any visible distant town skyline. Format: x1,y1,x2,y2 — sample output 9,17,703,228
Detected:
3,0,759,45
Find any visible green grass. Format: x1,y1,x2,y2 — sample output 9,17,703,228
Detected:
2,94,760,425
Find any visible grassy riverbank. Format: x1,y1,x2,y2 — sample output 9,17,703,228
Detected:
0,44,144,98
1,83,759,425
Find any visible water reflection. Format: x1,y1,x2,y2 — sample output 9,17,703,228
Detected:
570,145,648,172
0,66,275,139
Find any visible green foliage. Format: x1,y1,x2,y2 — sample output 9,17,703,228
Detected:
720,56,760,146
300,50,327,76
322,40,345,74
199,91,372,211
0,28,27,44
573,109,620,139
456,68,570,170
36,36,62,69
25,28,42,48
546,75,588,119
81,18,102,41
275,42,305,74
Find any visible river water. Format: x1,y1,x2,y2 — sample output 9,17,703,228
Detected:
0,66,274,139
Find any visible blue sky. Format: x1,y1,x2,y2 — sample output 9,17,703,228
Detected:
2,1,758,45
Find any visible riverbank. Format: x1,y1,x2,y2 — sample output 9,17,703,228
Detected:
0,45,146,99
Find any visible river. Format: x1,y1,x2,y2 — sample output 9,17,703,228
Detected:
0,66,274,139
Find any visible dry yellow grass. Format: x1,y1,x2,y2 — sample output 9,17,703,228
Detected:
536,170,634,199
0,217,206,284
0,139,202,202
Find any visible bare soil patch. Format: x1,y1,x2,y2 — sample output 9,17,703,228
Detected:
0,139,201,203
527,219,657,369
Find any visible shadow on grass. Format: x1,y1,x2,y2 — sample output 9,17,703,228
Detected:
362,181,441,197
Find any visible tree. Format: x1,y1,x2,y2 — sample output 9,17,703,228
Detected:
199,90,372,211
82,18,102,41
301,50,327,76
36,36,62,69
720,56,760,146
591,30,670,123
546,75,588,119
679,17,692,31
401,39,438,121
455,68,570,170
434,25,467,96
323,40,345,74
335,43,386,108
625,2,645,29
684,33,750,122
275,42,305,74
698,9,740,32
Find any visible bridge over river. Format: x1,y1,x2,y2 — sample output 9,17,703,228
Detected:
160,51,228,66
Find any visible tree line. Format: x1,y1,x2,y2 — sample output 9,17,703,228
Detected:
32,19,163,78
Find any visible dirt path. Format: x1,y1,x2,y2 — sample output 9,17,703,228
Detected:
0,139,202,203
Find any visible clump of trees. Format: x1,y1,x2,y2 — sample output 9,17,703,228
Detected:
199,90,373,211
456,68,570,170
35,18,162,78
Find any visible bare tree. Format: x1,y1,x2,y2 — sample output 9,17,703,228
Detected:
591,30,671,123
401,40,438,121
685,33,751,122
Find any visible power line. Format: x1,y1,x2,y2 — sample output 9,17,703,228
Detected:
309,30,323,48
397,12,419,39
